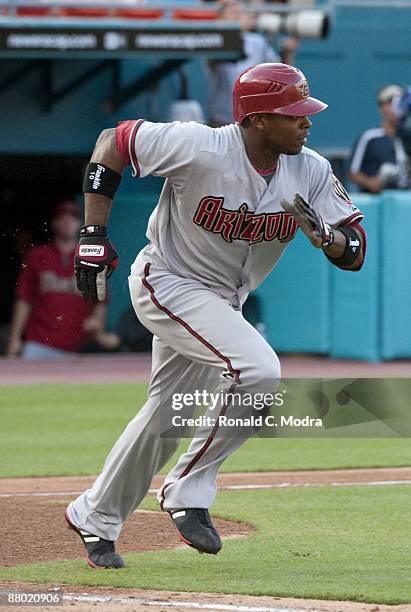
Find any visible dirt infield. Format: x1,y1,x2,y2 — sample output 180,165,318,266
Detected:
1,468,411,567
1,580,411,612
2,467,411,498
0,498,251,567
1,468,411,611
2,353,411,386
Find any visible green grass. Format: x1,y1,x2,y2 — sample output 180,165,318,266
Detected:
1,384,411,477
1,486,411,604
2,383,411,603
0,384,147,477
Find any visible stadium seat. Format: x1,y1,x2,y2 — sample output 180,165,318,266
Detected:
172,9,219,21
59,7,111,18
15,6,51,17
116,8,165,20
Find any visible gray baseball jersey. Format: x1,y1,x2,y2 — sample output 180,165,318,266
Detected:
124,120,363,304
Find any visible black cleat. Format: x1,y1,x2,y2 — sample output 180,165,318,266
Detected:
169,508,222,554
65,509,125,569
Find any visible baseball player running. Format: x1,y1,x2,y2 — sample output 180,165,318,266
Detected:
66,63,366,569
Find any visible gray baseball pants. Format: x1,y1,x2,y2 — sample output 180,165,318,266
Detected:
69,251,280,542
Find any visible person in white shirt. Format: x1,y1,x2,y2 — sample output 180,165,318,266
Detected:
208,0,298,127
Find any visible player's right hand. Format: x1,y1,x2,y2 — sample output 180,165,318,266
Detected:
74,225,119,303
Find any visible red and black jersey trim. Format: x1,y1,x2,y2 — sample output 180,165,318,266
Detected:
128,119,145,177
115,119,145,171
339,211,364,226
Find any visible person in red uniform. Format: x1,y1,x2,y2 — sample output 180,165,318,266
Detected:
6,200,117,358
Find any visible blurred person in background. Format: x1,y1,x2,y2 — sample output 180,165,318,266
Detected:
349,84,409,194
207,0,298,127
6,200,119,358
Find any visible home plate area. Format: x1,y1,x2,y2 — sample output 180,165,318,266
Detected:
1,469,411,612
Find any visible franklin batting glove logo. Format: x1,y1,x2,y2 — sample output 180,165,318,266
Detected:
88,164,106,191
79,245,106,257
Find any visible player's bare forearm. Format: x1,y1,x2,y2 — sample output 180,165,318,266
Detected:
323,227,364,270
85,129,125,226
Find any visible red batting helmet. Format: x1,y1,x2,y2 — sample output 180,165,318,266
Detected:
233,63,327,124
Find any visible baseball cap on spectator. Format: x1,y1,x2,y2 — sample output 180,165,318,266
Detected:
51,200,81,219
377,84,404,105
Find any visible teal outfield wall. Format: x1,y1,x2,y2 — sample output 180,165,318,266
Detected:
106,186,160,329
256,191,411,362
296,4,411,151
0,58,210,155
1,4,411,156
107,188,411,363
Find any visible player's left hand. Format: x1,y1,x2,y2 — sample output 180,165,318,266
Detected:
280,193,334,249
74,226,119,303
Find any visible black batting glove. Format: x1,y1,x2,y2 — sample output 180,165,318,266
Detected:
281,193,334,249
74,225,119,303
